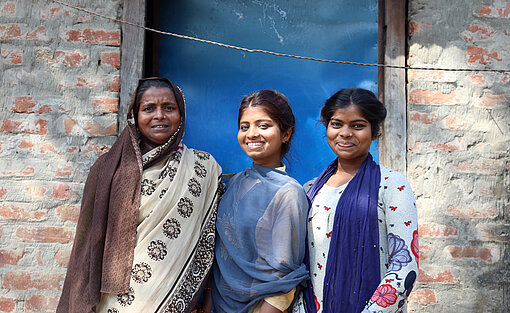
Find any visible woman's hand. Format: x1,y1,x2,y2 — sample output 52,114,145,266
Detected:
259,300,283,313
199,288,212,313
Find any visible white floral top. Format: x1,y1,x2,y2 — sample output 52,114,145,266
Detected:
293,165,419,313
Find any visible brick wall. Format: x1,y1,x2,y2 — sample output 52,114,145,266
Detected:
407,0,509,312
1,1,509,313
0,1,121,312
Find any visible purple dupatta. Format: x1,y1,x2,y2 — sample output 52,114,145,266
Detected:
303,154,381,313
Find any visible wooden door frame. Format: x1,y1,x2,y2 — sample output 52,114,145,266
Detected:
119,0,408,174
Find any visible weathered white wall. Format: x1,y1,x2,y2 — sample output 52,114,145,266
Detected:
407,0,509,312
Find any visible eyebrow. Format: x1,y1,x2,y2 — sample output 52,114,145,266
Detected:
239,119,273,124
140,101,177,107
330,118,368,123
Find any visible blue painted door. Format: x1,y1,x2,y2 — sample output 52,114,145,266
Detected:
158,0,378,184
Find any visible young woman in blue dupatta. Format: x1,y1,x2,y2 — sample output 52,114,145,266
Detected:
210,90,309,313
292,88,419,313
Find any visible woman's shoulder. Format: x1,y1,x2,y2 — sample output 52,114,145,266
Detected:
302,178,317,193
379,165,411,187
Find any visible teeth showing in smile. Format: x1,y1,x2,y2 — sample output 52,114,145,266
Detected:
152,125,168,128
247,142,263,147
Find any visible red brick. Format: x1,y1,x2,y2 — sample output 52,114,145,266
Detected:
65,28,120,46
467,46,502,65
26,26,47,41
463,24,496,42
454,159,502,175
419,244,432,262
40,142,57,155
40,7,73,21
56,204,79,223
470,74,487,86
409,112,437,125
52,183,73,200
429,142,461,152
24,294,59,312
477,92,506,108
2,271,64,291
74,15,93,23
1,48,22,65
0,24,23,40
444,116,463,130
0,187,7,199
75,76,96,88
0,203,45,221
409,288,437,306
418,268,456,283
85,120,117,136
0,249,25,267
64,119,78,135
1,166,35,177
100,51,120,69
25,185,47,200
447,206,498,219
0,118,48,135
54,50,88,67
11,96,36,113
409,90,464,105
92,97,119,113
35,250,43,266
1,2,15,16
479,2,510,18
16,226,73,244
409,21,419,37
409,70,448,81
55,165,73,178
0,296,16,313
447,246,499,263
108,75,120,92
479,5,492,16
55,250,71,267
419,223,458,238
81,142,111,157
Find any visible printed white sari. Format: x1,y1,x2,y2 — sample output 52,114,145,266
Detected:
96,144,223,313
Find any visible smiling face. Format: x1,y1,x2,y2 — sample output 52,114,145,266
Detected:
326,104,375,166
137,86,181,146
237,106,291,168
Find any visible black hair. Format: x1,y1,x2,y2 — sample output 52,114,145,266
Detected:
238,90,296,158
321,88,387,138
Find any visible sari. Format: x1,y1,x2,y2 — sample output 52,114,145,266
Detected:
57,78,223,313
212,164,309,313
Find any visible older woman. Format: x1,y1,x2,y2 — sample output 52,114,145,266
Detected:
57,77,223,313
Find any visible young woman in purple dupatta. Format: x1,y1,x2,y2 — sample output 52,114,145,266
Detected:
209,90,309,313
292,88,419,313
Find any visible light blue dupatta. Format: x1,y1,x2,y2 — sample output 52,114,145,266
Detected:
212,164,309,313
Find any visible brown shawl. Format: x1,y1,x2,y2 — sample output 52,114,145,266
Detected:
57,78,186,313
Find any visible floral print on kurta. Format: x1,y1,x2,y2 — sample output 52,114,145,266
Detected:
292,165,419,313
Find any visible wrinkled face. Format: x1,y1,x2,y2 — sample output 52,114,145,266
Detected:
326,104,374,164
237,106,291,168
137,87,181,146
